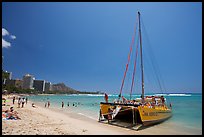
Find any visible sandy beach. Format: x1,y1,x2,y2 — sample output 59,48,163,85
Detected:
2,94,201,135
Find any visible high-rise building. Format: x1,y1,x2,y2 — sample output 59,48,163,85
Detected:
45,82,52,92
5,79,23,88
22,74,34,89
14,79,23,89
5,79,15,86
33,80,45,92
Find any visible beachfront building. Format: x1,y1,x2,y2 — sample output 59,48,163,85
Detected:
45,81,52,92
22,74,35,89
33,80,45,93
14,79,23,89
5,79,15,86
5,79,23,89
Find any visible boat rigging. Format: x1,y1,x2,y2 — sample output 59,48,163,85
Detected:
99,12,172,130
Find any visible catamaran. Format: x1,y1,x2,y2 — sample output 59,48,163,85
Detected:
99,12,172,130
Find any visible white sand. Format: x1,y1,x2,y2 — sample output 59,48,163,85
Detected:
2,94,201,135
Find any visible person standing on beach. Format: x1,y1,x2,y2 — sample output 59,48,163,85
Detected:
25,97,28,104
12,96,15,104
62,101,64,108
45,102,47,107
104,93,108,103
67,102,69,107
48,101,50,108
21,98,25,108
18,97,21,108
107,108,113,123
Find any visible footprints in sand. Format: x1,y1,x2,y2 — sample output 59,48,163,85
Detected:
54,127,65,135
82,129,88,132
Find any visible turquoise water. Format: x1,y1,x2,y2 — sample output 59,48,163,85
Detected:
28,93,202,134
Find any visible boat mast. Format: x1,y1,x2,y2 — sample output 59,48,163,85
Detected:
138,12,145,102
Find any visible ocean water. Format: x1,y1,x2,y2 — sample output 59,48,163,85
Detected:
27,93,202,134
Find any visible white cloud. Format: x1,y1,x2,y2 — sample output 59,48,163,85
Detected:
2,28,16,48
2,38,11,48
10,35,16,39
2,28,9,36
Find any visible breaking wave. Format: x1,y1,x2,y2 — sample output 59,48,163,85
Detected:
167,94,191,96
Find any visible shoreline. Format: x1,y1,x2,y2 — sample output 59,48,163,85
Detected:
2,95,135,135
2,94,202,135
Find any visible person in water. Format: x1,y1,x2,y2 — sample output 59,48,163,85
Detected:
62,101,64,108
47,101,50,108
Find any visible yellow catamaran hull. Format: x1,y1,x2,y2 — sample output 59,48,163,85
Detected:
99,102,172,129
137,105,172,126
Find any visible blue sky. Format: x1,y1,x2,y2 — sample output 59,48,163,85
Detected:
2,2,202,94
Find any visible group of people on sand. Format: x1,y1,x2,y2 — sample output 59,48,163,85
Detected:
2,96,29,120
2,96,22,120
2,107,21,120
14,96,28,108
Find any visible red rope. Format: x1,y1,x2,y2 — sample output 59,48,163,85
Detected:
119,19,137,98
